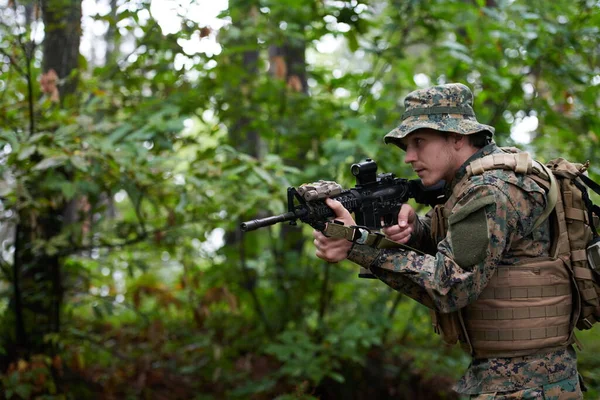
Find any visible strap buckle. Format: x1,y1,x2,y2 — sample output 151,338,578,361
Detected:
581,318,594,330
349,225,371,244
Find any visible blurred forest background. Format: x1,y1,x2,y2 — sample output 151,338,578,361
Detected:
1,0,599,398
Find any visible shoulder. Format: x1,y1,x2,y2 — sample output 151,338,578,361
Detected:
467,168,547,208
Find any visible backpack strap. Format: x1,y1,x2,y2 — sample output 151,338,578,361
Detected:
579,173,600,196
577,174,600,238
531,161,559,232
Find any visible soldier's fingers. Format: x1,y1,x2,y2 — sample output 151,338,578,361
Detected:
384,222,408,234
315,248,325,260
387,226,413,243
382,224,400,236
315,247,338,263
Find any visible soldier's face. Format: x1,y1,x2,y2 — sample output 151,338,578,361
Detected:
401,129,458,186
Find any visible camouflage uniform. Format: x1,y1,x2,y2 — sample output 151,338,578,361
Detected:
347,84,582,398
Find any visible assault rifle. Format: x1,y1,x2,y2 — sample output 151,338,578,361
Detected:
240,158,446,278
241,158,446,233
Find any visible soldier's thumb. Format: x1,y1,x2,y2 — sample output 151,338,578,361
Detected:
325,198,348,218
397,204,413,228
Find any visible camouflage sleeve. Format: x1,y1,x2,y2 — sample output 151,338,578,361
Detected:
349,179,531,313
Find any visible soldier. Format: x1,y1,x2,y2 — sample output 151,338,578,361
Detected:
312,83,583,399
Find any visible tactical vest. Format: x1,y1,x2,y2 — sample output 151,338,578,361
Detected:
431,149,578,359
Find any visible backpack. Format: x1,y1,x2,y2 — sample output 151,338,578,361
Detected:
536,157,600,331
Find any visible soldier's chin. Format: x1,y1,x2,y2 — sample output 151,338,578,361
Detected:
417,174,433,187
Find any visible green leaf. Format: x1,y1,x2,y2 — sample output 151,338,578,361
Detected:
92,303,104,319
346,31,359,52
252,166,273,184
109,124,133,143
0,181,13,197
17,145,36,161
225,165,250,176
328,371,345,383
29,132,51,143
70,155,88,171
15,384,33,399
60,181,77,200
33,156,68,171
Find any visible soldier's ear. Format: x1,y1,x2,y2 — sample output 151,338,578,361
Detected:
449,133,465,150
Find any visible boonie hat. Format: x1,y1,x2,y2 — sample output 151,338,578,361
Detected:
384,83,495,144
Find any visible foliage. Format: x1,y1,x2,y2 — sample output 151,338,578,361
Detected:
0,0,599,398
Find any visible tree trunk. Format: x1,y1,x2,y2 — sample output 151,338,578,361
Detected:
41,0,82,99
2,0,82,369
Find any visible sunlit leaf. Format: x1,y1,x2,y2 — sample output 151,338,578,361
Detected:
32,156,68,171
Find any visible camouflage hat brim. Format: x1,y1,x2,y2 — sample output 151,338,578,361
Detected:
383,113,495,144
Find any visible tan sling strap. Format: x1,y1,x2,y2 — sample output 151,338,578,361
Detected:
322,221,424,253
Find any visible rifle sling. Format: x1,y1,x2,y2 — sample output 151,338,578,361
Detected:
323,222,423,254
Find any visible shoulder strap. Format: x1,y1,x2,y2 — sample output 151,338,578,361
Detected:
579,173,600,197
531,161,559,232
466,151,533,177
574,175,600,238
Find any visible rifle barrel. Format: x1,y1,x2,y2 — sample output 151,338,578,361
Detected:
240,211,298,232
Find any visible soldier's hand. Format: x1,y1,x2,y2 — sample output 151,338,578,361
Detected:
382,203,416,244
313,198,353,263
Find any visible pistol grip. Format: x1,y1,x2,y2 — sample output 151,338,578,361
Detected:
382,213,396,227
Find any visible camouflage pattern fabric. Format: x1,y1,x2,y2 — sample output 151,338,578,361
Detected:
383,83,495,144
459,347,579,395
346,144,581,396
468,372,582,399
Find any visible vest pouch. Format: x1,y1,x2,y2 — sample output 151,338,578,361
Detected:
431,310,461,345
